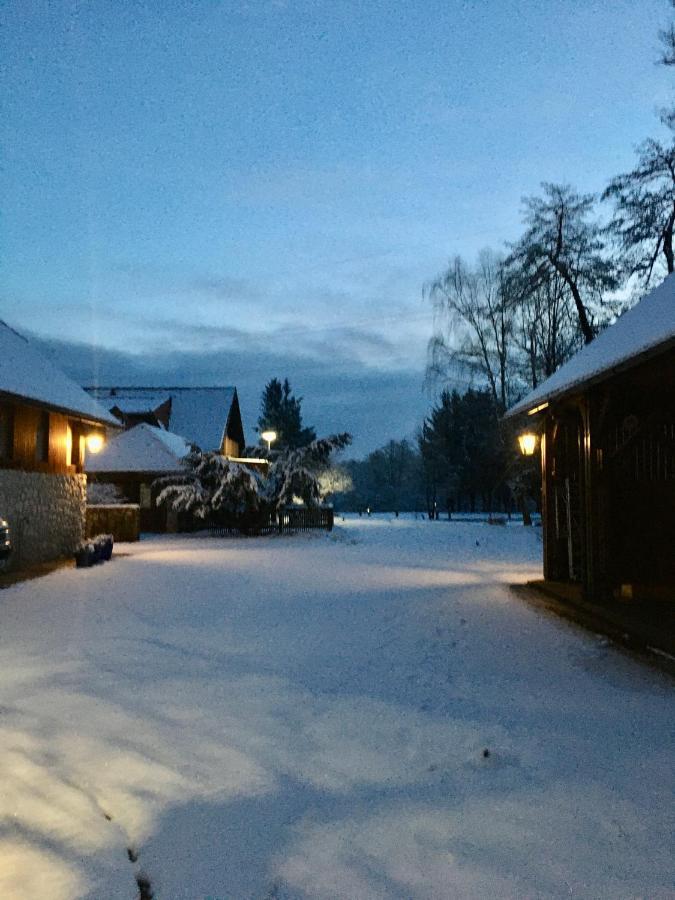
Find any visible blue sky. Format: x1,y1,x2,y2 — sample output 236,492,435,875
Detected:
1,0,672,455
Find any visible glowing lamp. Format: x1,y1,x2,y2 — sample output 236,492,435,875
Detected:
517,432,538,456
261,430,277,451
86,433,105,454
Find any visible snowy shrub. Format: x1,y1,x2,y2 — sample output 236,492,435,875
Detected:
155,434,351,533
264,433,352,508
87,481,127,505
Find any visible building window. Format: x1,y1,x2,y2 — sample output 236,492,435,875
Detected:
35,411,49,463
0,405,14,461
69,423,82,468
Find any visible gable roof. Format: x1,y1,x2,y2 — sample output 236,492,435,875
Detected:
506,273,675,418
85,386,244,451
0,321,119,426
85,423,193,474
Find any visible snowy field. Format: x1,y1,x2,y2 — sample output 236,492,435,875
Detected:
0,516,673,899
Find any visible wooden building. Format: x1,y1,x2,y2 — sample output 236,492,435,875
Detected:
0,321,119,566
506,275,675,606
85,386,245,457
508,275,675,602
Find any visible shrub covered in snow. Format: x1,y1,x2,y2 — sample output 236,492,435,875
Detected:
155,433,351,533
87,481,128,505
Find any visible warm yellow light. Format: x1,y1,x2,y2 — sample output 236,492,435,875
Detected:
517,432,538,456
261,430,277,443
86,433,105,454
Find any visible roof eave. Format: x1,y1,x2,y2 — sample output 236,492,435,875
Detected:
0,389,122,428
505,335,675,419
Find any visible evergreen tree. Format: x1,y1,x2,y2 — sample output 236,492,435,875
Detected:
156,433,351,533
419,389,511,514
257,378,316,449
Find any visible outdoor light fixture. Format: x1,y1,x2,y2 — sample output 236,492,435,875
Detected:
517,432,538,456
261,430,277,451
86,433,105,454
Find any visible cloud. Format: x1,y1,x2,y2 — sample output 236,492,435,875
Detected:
32,333,431,458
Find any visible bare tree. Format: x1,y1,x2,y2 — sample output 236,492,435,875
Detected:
509,271,581,389
507,184,616,344
603,138,675,285
660,1,675,66
425,250,516,411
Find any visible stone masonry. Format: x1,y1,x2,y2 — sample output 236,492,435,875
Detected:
0,470,86,568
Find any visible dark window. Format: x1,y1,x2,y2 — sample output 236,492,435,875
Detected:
68,422,81,467
0,406,14,460
35,411,49,462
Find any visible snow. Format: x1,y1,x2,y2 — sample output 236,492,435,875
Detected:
507,272,675,417
0,516,672,899
85,423,192,474
0,321,118,426
85,386,238,451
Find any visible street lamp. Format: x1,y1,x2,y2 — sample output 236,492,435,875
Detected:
517,431,538,456
261,430,277,452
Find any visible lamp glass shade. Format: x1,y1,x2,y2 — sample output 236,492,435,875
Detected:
517,432,537,456
86,433,105,454
261,430,277,443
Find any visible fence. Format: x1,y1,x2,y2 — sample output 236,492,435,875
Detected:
277,505,334,533
207,505,334,537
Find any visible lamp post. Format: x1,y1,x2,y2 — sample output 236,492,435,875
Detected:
261,430,277,453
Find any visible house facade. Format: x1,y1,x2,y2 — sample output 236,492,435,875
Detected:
507,275,675,606
85,386,245,456
0,322,119,567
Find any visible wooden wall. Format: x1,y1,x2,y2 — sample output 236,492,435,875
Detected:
0,400,92,475
223,435,240,457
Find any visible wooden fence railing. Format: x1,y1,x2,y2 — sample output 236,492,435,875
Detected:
277,505,334,533
207,505,334,537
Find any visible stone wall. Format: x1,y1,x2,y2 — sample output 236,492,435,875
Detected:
0,470,86,568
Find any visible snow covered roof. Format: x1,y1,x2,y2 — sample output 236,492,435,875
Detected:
85,423,193,474
85,386,242,451
0,320,119,426
506,274,675,417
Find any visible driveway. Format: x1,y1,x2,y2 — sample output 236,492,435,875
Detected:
0,517,672,898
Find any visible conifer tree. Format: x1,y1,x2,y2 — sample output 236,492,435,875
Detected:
257,378,316,449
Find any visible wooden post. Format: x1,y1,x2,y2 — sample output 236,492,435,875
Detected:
541,419,554,580
580,396,599,603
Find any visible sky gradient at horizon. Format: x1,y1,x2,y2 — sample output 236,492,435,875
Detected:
1,0,672,455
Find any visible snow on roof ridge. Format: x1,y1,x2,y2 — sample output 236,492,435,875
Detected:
0,321,120,426
0,319,30,342
85,422,192,473
506,273,675,417
85,386,238,451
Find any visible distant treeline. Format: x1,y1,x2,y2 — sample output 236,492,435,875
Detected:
335,388,538,518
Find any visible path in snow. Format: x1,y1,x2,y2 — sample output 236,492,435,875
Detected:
0,516,672,899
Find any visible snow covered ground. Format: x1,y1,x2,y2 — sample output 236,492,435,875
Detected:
0,516,672,899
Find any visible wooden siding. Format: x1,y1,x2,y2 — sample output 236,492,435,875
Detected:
0,400,95,475
541,347,675,603
223,435,240,457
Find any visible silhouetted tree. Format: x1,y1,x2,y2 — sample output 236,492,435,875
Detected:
507,184,617,344
603,138,675,285
257,378,316,450
426,250,516,411
419,389,509,515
